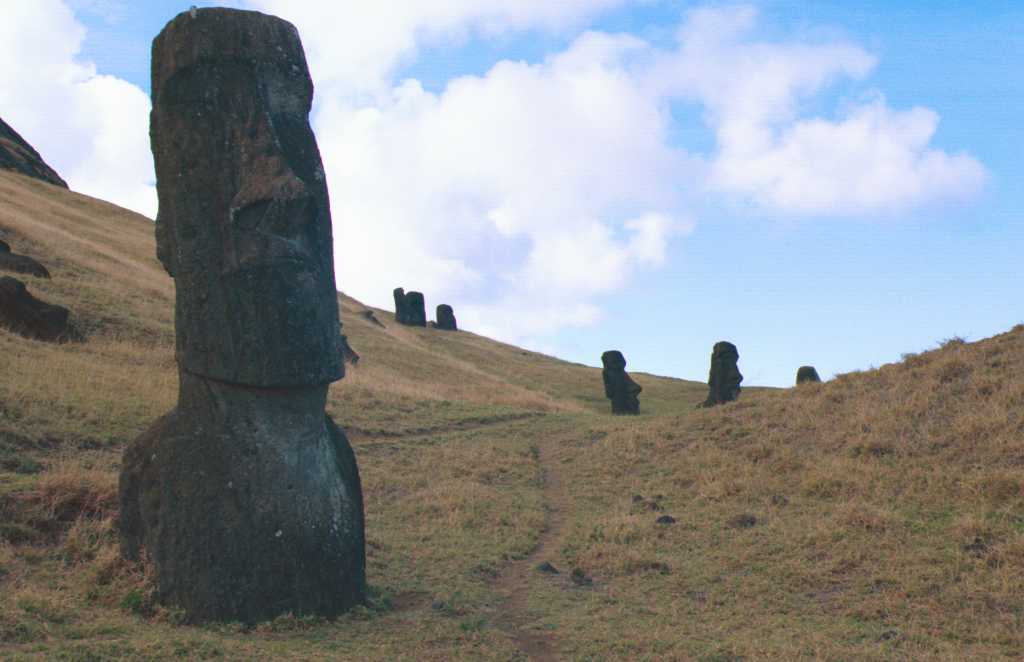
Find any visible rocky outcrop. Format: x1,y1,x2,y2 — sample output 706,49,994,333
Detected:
796,366,821,384
700,341,742,407
119,8,365,624
361,309,385,328
435,304,457,331
0,276,79,342
0,240,50,279
601,350,641,415
0,117,67,188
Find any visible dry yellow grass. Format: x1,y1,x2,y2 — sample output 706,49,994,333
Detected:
1,168,1021,660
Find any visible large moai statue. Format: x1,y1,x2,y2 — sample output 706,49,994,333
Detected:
701,341,743,407
435,304,457,331
393,287,408,324
601,350,642,415
118,8,365,623
404,291,427,326
796,365,821,385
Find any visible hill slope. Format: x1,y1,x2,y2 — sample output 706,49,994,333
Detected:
1,168,1022,660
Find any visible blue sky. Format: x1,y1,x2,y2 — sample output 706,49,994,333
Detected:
4,1,1021,387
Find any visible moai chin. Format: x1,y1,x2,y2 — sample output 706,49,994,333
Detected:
119,8,365,623
601,350,642,415
701,341,743,407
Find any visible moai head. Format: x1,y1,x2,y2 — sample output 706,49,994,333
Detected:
150,8,342,388
704,341,742,406
392,288,407,324
796,365,821,385
405,291,427,326
601,350,641,414
436,304,457,331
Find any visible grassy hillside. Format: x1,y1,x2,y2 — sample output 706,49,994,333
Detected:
0,168,1022,660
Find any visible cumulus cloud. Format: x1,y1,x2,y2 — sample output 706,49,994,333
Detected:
249,0,632,96
0,0,155,216
654,6,986,214
230,2,984,345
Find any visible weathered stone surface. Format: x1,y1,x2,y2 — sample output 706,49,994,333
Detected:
0,117,68,188
0,276,79,342
796,365,821,384
404,291,427,327
0,246,50,279
150,8,343,389
120,7,365,624
700,341,742,407
601,350,641,415
393,288,408,324
435,304,457,331
340,333,360,365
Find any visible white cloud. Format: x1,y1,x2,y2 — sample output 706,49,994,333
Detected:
248,0,631,96
0,0,155,217
231,2,984,345
299,24,695,343
653,6,986,215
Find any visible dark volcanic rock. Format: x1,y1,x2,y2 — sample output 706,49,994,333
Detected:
0,117,68,188
404,291,427,327
119,8,365,624
700,341,742,407
0,276,79,342
601,350,641,415
796,365,821,384
0,248,50,279
0,238,9,253
393,288,408,324
656,515,677,525
340,333,360,365
435,304,457,331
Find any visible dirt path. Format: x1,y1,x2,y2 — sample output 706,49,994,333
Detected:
493,438,571,661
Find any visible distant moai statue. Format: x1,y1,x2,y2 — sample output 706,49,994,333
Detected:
404,291,427,326
393,287,408,324
118,8,365,623
796,366,821,384
700,341,743,407
601,350,642,415
435,304,457,331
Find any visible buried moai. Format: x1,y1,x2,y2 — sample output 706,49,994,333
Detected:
796,365,821,384
404,291,427,326
700,341,743,407
435,304,457,331
393,287,426,326
0,240,50,279
393,287,408,324
601,350,642,415
118,8,365,623
0,276,80,342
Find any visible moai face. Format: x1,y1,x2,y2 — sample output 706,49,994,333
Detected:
602,350,641,414
151,9,343,387
709,341,743,402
